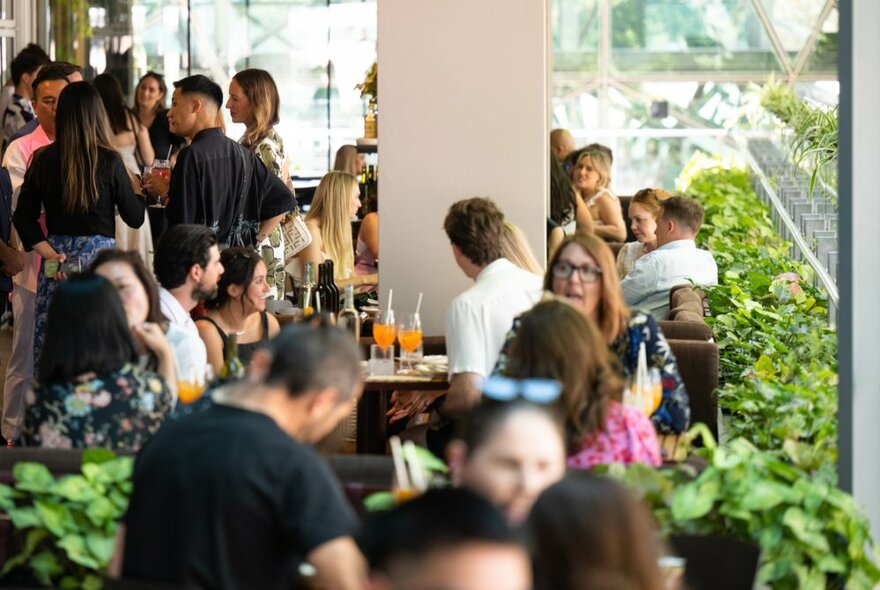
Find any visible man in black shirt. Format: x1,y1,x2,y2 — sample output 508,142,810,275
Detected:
115,324,367,590
146,75,292,246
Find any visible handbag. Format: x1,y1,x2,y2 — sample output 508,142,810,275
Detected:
281,206,312,265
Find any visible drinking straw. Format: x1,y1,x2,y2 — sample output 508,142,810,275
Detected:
165,145,173,161
415,292,423,316
386,288,393,315
389,436,411,490
403,440,428,492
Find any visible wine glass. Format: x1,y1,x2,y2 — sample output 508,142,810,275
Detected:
373,309,397,353
177,364,215,405
397,313,423,373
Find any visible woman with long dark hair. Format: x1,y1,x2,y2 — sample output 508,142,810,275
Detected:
94,72,155,267
22,275,172,450
13,81,145,366
226,68,291,299
196,247,280,374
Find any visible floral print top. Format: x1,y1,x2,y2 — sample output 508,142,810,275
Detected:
23,364,173,451
494,309,689,434
251,129,290,300
567,401,662,469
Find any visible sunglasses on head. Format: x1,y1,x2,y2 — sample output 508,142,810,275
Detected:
481,376,562,405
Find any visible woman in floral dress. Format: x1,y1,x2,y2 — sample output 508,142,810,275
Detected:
23,275,172,451
226,68,294,300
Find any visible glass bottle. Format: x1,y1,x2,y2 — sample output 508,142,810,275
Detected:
364,99,377,139
220,334,245,380
337,284,361,341
301,262,315,317
326,259,340,314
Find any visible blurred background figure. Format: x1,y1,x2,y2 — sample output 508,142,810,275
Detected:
333,144,364,176
570,146,626,242
132,72,183,161
446,395,567,525
617,187,674,278
528,471,665,590
550,128,576,162
23,275,172,450
360,488,532,590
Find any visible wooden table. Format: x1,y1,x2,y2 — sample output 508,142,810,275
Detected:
357,371,449,454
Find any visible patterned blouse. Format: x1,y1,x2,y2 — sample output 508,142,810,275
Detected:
23,364,173,451
495,310,689,434
567,401,662,469
250,129,290,300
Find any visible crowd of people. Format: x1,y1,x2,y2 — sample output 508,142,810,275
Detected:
0,40,723,589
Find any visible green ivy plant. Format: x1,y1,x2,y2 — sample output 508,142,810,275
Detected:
604,432,880,589
0,450,132,589
677,155,838,475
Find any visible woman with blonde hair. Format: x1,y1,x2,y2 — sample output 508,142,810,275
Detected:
291,171,377,289
617,187,674,278
501,221,543,275
227,68,292,299
496,232,688,435
333,144,364,176
505,299,660,468
570,146,626,242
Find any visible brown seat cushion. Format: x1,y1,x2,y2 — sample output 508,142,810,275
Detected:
667,339,719,439
658,320,713,341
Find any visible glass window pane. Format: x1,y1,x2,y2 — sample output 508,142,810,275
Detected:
802,5,837,75
553,0,599,75
759,0,827,64
611,0,784,74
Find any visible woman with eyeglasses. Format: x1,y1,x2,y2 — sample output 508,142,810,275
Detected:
446,390,567,525
617,188,674,278
496,231,688,435
504,299,660,468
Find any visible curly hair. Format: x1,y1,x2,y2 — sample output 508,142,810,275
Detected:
504,299,624,452
443,197,504,266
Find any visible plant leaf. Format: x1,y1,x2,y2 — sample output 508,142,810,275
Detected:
12,462,55,493
57,534,101,569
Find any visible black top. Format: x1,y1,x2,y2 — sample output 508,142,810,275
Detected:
147,110,184,160
196,312,270,367
13,145,145,249
166,128,294,245
122,404,358,590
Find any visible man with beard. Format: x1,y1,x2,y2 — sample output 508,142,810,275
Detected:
153,224,224,380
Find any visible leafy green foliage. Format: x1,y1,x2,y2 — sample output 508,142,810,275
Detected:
0,453,133,587
606,435,880,589
760,79,838,197
678,155,838,474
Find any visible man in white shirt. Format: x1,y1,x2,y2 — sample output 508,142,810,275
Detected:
620,195,717,318
438,198,543,421
152,224,224,380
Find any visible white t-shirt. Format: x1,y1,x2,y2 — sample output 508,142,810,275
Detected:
159,288,209,380
445,258,543,379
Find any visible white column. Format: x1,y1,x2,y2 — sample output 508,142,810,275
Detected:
377,0,549,335
838,0,880,542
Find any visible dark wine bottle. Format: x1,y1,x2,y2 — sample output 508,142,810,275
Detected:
326,259,340,314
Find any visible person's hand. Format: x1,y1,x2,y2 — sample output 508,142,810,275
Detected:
386,390,445,423
37,248,67,280
132,322,171,357
143,173,170,200
0,247,24,277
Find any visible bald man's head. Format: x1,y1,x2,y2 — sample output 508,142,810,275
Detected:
550,128,576,161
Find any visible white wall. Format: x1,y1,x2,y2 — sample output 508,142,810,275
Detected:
839,0,880,543
377,0,549,336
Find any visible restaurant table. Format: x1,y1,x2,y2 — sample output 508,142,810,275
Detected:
358,370,449,454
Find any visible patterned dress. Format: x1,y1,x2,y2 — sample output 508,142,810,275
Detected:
249,129,290,299
567,401,662,468
23,363,173,451
494,310,689,434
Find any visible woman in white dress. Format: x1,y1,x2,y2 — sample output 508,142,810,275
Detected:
570,146,626,242
94,73,154,268
616,188,674,278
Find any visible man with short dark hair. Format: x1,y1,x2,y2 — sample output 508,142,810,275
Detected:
6,61,82,146
360,488,531,590
2,48,49,145
437,198,542,419
621,195,717,318
117,324,367,590
145,74,293,247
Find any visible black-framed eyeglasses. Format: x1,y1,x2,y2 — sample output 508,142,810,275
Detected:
482,376,562,405
551,262,603,283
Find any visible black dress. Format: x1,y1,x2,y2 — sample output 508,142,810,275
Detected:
196,312,270,367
